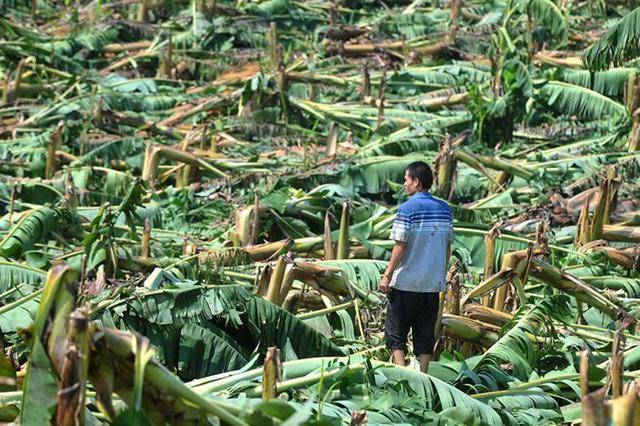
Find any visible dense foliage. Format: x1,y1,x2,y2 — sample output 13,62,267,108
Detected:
1,0,640,424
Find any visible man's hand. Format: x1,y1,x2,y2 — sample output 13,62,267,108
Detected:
381,241,405,294
380,274,391,293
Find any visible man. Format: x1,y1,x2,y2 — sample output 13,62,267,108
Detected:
380,161,453,374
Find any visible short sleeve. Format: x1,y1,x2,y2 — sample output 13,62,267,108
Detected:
390,204,411,242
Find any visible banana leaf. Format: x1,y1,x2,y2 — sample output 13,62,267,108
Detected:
0,207,60,259
194,357,503,424
560,68,634,98
584,6,640,70
98,284,345,379
0,260,46,293
473,296,572,381
539,81,628,122
340,154,436,194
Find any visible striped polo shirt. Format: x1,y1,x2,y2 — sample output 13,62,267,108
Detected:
389,192,453,293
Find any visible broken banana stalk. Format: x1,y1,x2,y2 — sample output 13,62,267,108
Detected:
19,263,247,425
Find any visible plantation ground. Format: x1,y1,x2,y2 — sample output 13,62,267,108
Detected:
1,0,640,425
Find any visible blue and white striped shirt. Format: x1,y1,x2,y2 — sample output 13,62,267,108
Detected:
389,192,453,293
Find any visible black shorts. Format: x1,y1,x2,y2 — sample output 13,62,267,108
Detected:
385,289,439,356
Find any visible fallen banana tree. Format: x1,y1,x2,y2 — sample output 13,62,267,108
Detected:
18,264,245,425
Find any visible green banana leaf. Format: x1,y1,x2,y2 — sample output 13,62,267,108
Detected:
0,207,60,259
98,284,345,380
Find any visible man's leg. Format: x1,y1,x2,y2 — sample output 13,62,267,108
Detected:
418,353,431,373
385,289,409,366
413,292,439,374
392,349,405,366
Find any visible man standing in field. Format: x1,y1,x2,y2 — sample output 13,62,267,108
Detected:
380,161,453,374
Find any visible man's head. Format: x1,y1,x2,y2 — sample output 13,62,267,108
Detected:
403,161,433,196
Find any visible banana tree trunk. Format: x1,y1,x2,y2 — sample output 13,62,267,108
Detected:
456,149,534,180
444,261,460,315
336,201,350,259
463,304,513,327
140,218,151,260
447,0,462,44
434,135,456,200
482,226,499,306
603,225,640,243
265,256,288,305
262,347,281,400
611,331,625,398
440,314,500,348
530,259,628,321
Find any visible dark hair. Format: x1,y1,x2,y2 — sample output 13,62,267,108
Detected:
406,161,433,190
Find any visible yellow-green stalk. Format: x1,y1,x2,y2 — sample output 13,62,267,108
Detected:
482,226,499,306
493,252,524,312
336,201,350,259
463,304,513,327
434,135,456,201
489,171,511,194
140,218,151,260
249,192,260,246
137,0,149,22
581,388,606,426
444,261,460,316
268,22,278,72
609,384,640,425
326,122,339,159
262,347,281,400
575,195,592,246
446,0,462,44
46,121,64,180
265,256,288,305
590,179,611,241
55,308,90,426
611,331,625,398
276,264,298,306
580,349,590,397
324,211,335,260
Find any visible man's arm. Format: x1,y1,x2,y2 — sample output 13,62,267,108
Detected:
384,203,410,293
446,215,453,266
380,241,407,293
